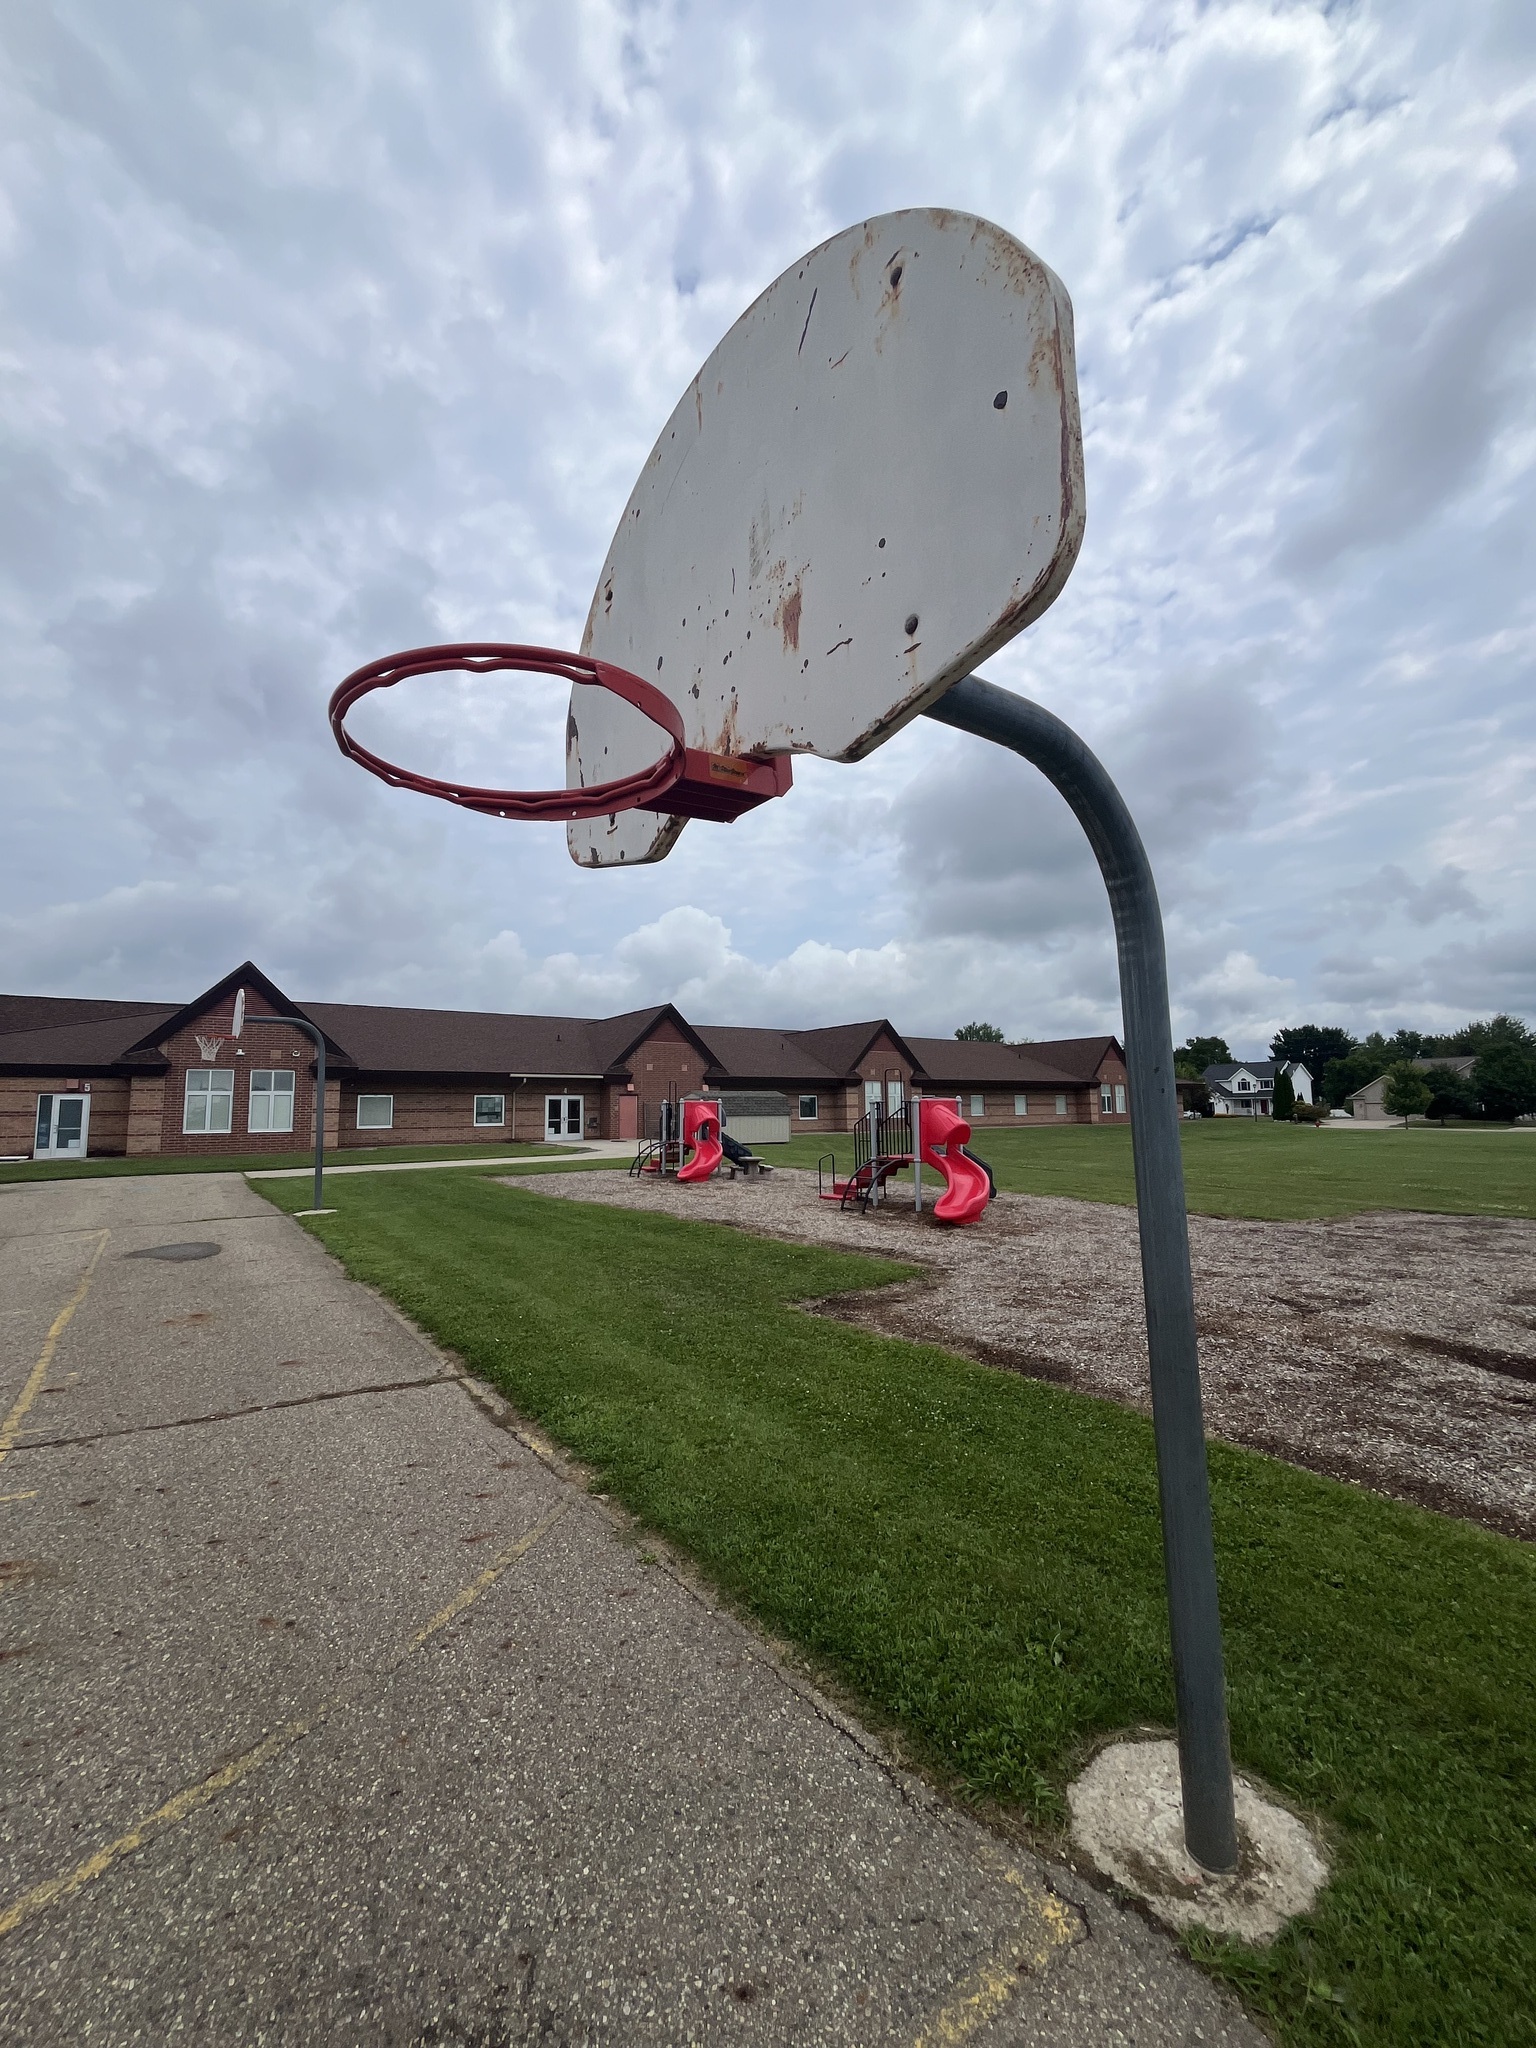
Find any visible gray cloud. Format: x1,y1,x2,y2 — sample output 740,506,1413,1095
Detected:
1333,863,1486,930
1280,185,1536,572
0,0,1530,1047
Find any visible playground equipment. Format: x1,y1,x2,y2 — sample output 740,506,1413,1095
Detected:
914,1099,994,1226
676,1098,723,1183
816,1096,993,1223
817,1100,913,1213
329,208,1238,1873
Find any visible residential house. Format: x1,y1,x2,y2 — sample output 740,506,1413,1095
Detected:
1346,1054,1475,1121
1201,1059,1314,1117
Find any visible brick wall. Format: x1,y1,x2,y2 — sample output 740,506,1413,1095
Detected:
332,1076,597,1149
126,1074,166,1154
940,1085,1092,1127
153,1013,320,1157
626,1018,709,1142
0,1076,130,1158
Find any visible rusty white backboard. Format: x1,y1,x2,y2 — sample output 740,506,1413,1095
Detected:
566,208,1085,867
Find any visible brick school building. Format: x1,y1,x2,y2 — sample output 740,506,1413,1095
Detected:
2,961,1129,1162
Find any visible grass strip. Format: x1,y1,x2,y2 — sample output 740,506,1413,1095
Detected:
0,1141,567,1185
260,1170,1536,2047
768,1120,1536,1220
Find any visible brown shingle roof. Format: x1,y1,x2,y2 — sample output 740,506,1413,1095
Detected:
0,994,175,1037
298,1003,612,1077
693,1026,842,1084
905,1035,1120,1087
0,1012,177,1071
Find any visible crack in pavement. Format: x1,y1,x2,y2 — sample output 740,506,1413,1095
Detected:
8,1372,456,1452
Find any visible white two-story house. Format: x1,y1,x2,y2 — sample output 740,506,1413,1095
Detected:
1201,1059,1313,1117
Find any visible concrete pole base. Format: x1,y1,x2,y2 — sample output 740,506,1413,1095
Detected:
1068,1739,1329,1944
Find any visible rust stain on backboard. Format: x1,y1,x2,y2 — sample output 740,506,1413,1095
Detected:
777,578,803,652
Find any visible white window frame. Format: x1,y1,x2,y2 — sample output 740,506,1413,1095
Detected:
1055,1094,1068,1117
969,1093,985,1119
473,1093,506,1127
1014,1094,1029,1118
797,1094,818,1121
184,1068,235,1135
1114,1083,1127,1115
356,1094,394,1130
248,1068,296,1134
864,1080,883,1113
1100,1083,1114,1114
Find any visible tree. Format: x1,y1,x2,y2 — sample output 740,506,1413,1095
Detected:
1382,1062,1431,1123
954,1021,1006,1043
1269,1025,1355,1088
1175,1035,1232,1073
1421,1065,1479,1123
1472,1043,1536,1123
1433,1014,1536,1057
1272,1070,1295,1120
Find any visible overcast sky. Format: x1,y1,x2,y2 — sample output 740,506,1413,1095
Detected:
3,1,1533,1053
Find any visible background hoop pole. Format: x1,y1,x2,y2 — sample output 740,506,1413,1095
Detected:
249,1016,327,1213
924,673,1239,1873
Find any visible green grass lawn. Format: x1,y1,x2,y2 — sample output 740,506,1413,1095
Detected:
766,1118,1536,1220
258,1169,1535,2048
0,1140,570,1185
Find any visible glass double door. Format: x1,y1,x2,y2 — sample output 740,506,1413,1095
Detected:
34,1092,91,1159
545,1095,584,1139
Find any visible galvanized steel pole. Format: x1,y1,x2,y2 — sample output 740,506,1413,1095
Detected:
924,673,1239,1873
248,1016,327,1214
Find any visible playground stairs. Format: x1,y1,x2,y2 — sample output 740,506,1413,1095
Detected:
818,1107,913,1214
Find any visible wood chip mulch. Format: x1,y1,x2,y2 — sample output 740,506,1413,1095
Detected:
515,1168,1536,1542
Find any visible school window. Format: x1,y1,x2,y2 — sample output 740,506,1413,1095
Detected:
473,1094,505,1126
969,1094,985,1118
797,1095,817,1120
357,1094,394,1130
1114,1084,1127,1115
184,1069,234,1134
248,1069,295,1133
1055,1094,1068,1116
1100,1083,1114,1114
1014,1094,1028,1117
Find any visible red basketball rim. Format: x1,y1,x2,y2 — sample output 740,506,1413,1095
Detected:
327,643,687,822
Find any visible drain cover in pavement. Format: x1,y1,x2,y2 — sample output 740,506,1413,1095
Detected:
125,1242,222,1262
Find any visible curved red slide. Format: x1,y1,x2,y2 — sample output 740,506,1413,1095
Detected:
677,1098,723,1182
917,1099,992,1224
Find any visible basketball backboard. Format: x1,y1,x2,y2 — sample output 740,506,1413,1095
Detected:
566,208,1085,867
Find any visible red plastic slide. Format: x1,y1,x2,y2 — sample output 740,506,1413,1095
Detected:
677,1098,723,1182
917,1099,992,1225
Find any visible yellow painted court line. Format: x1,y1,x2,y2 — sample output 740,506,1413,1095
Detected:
912,1879,1080,2047
0,1491,40,1504
0,1497,569,1941
0,1230,109,1472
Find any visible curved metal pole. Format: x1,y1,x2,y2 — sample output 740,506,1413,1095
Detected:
248,1016,327,1214
924,673,1238,1873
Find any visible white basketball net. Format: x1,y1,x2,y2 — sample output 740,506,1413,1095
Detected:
195,1034,226,1061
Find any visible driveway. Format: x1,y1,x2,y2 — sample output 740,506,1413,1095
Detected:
0,1172,1260,2045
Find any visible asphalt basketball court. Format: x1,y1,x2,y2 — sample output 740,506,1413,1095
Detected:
0,1169,1261,2045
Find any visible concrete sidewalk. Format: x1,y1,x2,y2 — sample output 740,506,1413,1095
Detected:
0,1173,1260,2046
245,1139,637,1179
